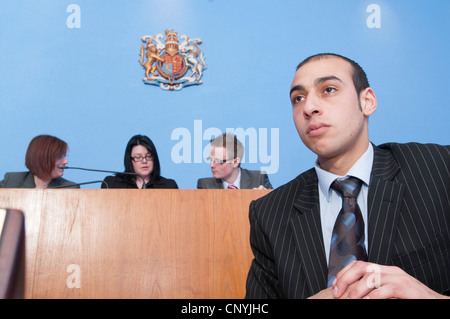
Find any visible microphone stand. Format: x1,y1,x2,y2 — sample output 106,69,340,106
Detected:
51,180,109,189
62,166,147,189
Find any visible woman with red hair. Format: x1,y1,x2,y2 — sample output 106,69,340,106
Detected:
0,135,79,188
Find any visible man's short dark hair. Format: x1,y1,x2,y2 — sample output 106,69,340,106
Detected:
296,53,370,95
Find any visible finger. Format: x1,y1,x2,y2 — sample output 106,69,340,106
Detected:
363,283,395,299
308,287,335,299
363,271,441,299
332,261,371,298
344,271,381,299
333,260,358,284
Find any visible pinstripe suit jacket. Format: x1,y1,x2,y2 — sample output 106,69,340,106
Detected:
245,143,450,298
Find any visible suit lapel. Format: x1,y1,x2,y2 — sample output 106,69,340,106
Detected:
24,172,36,188
367,145,404,265
291,171,328,294
240,169,250,189
213,179,224,189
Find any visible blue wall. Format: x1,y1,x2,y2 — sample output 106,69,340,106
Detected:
1,0,449,189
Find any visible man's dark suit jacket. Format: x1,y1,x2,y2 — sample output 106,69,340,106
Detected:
197,168,273,189
245,143,450,298
0,171,79,189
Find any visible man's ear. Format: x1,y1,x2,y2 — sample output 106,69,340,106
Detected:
233,157,241,168
360,87,377,116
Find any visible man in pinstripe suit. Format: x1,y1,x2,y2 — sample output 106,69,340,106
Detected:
245,53,449,299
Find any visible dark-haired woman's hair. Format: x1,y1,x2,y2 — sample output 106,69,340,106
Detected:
123,134,161,181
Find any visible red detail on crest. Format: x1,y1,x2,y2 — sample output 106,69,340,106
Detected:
163,55,184,74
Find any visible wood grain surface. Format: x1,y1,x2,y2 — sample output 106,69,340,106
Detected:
0,189,270,299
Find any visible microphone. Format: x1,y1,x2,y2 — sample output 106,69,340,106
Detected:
51,180,109,189
60,166,147,189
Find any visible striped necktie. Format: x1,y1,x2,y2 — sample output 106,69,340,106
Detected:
327,176,368,287
227,184,238,189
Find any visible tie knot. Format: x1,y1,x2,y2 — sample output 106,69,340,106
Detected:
331,176,362,198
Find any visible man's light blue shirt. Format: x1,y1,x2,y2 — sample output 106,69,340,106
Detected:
222,168,241,189
314,143,374,265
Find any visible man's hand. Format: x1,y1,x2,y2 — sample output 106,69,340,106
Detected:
253,185,267,190
307,287,335,299
331,260,449,299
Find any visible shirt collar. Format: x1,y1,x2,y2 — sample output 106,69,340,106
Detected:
314,143,374,201
223,168,241,189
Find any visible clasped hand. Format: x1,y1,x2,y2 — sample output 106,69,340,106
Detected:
309,260,449,299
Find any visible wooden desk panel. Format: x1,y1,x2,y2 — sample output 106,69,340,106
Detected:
0,189,270,299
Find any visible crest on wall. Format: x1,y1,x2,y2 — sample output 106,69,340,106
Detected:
139,29,207,91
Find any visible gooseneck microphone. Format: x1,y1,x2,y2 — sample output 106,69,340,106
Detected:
52,180,109,189
60,166,147,189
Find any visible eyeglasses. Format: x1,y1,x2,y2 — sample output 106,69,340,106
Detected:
206,157,234,165
131,155,153,162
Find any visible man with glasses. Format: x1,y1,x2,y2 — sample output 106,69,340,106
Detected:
197,133,272,190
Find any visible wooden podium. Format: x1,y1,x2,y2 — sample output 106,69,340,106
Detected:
0,189,270,299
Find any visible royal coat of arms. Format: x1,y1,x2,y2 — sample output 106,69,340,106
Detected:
139,29,207,91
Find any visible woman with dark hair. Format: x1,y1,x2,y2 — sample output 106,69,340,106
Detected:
102,134,178,189
0,135,79,189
